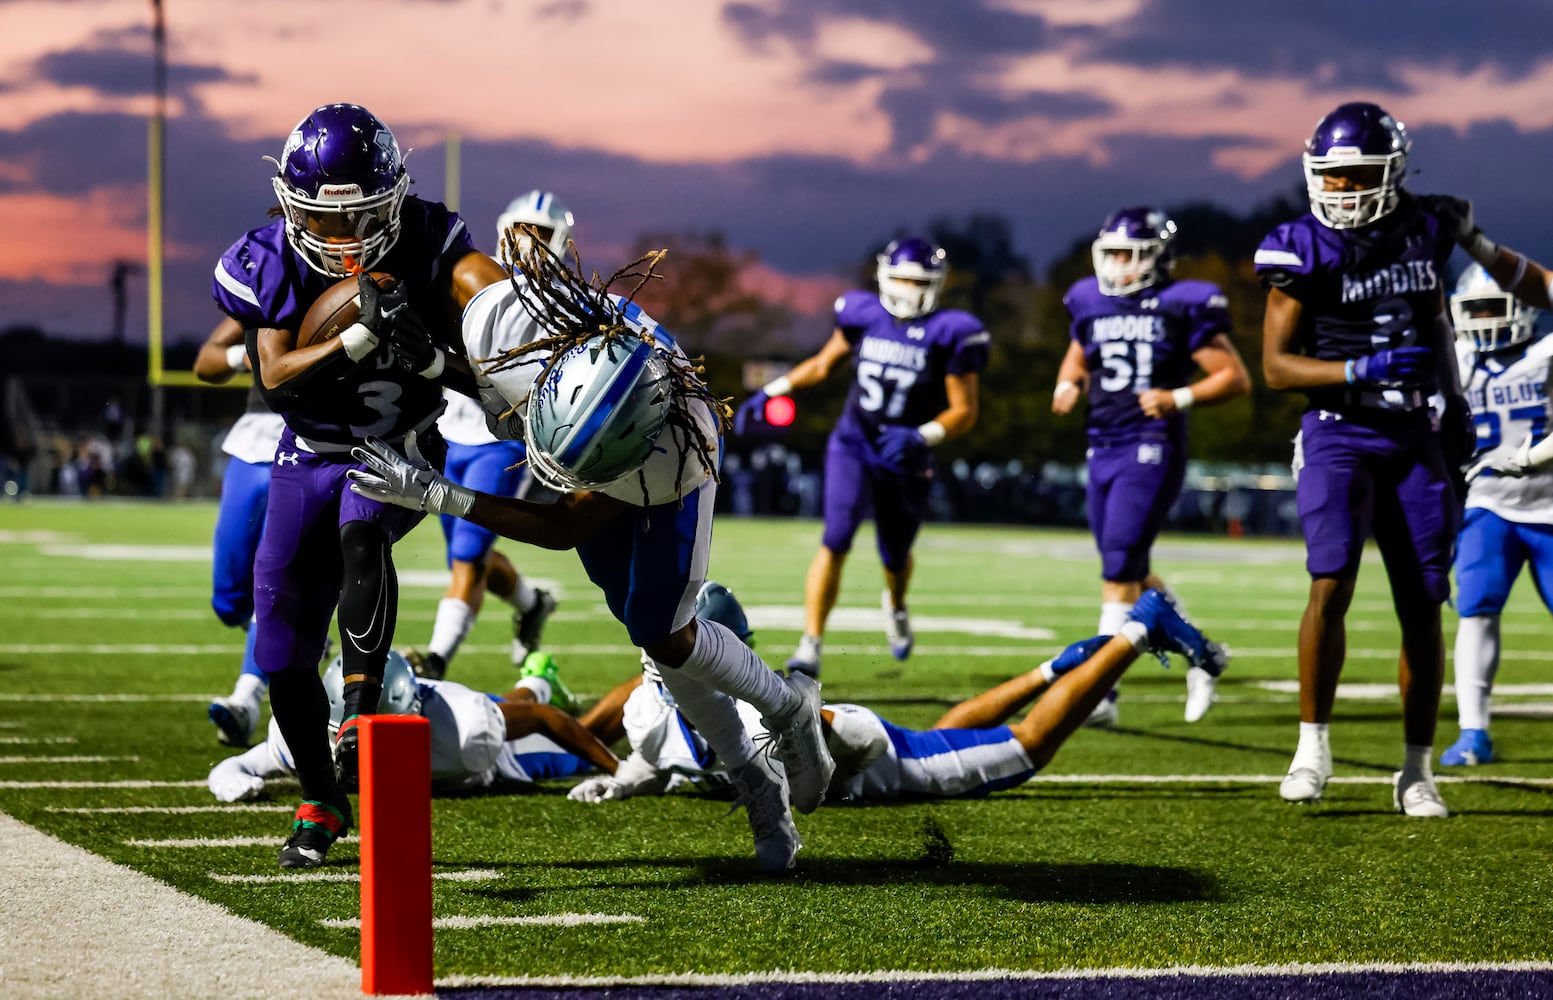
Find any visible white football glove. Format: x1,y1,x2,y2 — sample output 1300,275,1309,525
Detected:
1467,434,1548,482
347,431,475,516
567,776,629,804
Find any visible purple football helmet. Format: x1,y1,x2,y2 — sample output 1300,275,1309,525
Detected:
266,103,411,276
876,238,947,319
1303,102,1410,230
1091,207,1176,297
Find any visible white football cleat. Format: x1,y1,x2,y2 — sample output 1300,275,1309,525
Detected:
729,758,801,873
208,696,259,747
763,671,834,814
882,591,913,661
1279,765,1330,804
1183,666,1218,723
1393,771,1449,818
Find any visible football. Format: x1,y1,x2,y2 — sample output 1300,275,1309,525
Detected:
296,272,396,348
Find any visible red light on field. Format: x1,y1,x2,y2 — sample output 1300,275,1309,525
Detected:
765,395,796,427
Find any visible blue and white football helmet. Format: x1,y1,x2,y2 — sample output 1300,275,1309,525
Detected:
1452,264,1539,354
876,238,947,319
322,650,422,735
1092,207,1176,297
498,190,575,257
267,103,411,276
524,332,673,492
1303,102,1410,230
695,580,754,646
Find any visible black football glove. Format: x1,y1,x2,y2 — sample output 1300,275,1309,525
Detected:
356,271,410,336
1440,394,1476,506
386,312,446,379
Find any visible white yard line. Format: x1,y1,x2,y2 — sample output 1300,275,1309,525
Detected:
47,804,292,814
1028,773,1553,787
0,737,76,744
0,755,138,764
0,811,359,1000
436,959,1553,990
212,868,500,885
320,912,645,930
124,835,359,849
0,780,206,789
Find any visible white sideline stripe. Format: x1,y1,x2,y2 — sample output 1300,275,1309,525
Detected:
212,867,500,885
0,693,218,702
0,755,138,764
0,780,206,789
0,721,23,728
320,912,645,930
0,736,76,744
48,804,294,815
0,811,359,999
125,835,359,848
1028,774,1553,787
436,959,1553,989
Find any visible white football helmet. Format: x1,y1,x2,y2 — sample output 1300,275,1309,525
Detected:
524,331,673,492
1452,263,1538,353
497,190,575,258
322,650,422,736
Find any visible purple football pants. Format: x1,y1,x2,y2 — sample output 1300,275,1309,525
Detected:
820,431,932,573
1296,408,1456,602
251,431,426,676
1086,436,1186,582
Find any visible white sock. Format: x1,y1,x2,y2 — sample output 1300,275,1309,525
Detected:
1118,621,1148,651
513,578,538,613
231,672,265,708
678,619,799,720
1453,615,1500,732
515,676,551,704
1402,743,1434,778
1098,601,1133,636
428,598,475,661
655,663,757,768
1293,721,1331,771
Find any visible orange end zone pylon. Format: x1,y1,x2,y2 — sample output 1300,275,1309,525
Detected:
360,715,433,995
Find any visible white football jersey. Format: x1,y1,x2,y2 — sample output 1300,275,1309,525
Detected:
1460,336,1553,524
437,389,497,446
220,412,286,465
461,280,718,506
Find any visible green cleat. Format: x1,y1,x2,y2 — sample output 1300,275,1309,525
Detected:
519,651,578,714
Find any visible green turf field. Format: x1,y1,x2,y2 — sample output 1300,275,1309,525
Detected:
3,501,1553,979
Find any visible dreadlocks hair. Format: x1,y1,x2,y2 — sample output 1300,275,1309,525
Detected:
485,226,732,505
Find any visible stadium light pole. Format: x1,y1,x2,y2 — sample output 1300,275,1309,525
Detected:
146,0,167,426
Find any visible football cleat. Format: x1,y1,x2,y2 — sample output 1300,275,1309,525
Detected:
403,649,447,681
1045,635,1110,679
1128,589,1210,669
278,800,351,869
1440,728,1494,767
728,758,801,873
1183,667,1217,723
763,671,834,814
786,635,822,679
519,651,578,714
513,588,558,662
333,716,361,789
882,591,914,661
1279,765,1330,804
1082,689,1120,729
208,696,259,747
1393,770,1450,818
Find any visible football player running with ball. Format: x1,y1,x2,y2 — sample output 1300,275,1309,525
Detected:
1255,101,1548,817
211,103,512,867
734,238,990,678
1440,266,1553,767
347,241,833,873
1054,208,1249,722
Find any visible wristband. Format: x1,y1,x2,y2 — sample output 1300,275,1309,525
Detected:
1463,230,1500,268
762,375,793,397
1171,387,1195,412
1345,359,1356,385
418,348,446,380
339,322,380,362
225,344,249,372
917,420,947,446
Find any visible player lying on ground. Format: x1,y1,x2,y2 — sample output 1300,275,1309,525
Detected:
208,651,622,801
568,586,1216,805
347,239,834,872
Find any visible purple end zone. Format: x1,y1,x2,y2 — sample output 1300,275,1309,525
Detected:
438,969,1553,1000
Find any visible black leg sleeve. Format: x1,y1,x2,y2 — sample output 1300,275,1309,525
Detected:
337,519,398,719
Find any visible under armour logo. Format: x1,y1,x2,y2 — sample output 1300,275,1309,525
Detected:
275,452,300,466
907,326,926,340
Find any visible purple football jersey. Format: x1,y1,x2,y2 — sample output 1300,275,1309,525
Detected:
212,195,475,447
1064,277,1228,443
1254,194,1454,411
832,291,990,440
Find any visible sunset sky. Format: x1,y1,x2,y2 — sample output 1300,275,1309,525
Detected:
7,0,1553,343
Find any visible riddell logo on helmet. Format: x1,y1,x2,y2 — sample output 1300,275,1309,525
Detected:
317,184,364,198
